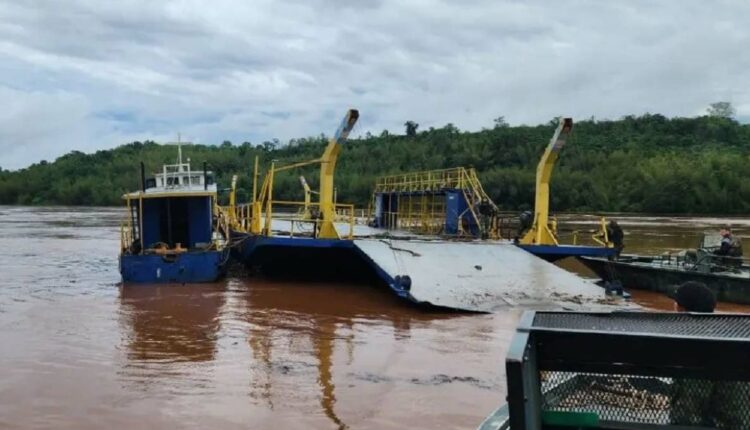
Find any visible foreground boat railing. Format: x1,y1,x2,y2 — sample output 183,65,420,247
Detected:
618,250,748,273
480,311,750,430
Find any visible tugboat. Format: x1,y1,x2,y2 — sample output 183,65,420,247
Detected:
119,144,229,283
579,233,750,304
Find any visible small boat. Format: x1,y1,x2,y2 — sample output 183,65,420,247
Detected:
579,233,750,304
119,145,229,283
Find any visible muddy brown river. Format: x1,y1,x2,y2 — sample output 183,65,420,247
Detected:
0,207,748,429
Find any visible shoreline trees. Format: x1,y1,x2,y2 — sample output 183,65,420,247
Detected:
1,112,749,214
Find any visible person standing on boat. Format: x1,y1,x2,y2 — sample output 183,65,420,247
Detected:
671,281,750,428
714,225,743,268
606,220,624,259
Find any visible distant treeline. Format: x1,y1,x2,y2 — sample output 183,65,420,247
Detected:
2,112,750,214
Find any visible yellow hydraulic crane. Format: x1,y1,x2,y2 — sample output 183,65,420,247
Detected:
519,117,573,245
317,109,359,238
248,109,359,239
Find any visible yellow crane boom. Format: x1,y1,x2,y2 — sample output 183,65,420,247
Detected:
520,117,573,245
246,109,359,238
318,109,359,239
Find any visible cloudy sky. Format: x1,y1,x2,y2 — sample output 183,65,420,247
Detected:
1,0,748,169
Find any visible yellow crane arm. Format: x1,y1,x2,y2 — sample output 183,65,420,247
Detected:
317,109,359,239
520,117,573,245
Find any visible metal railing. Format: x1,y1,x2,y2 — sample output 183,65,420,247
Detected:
372,167,502,238
375,167,486,197
226,200,355,240
120,219,133,253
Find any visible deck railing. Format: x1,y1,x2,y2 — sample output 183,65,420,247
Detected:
375,167,473,193
120,220,133,253
372,167,502,238
223,200,355,240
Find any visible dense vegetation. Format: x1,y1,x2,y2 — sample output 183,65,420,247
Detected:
2,112,750,214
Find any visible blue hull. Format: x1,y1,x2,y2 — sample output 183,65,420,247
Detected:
231,232,414,304
120,250,228,283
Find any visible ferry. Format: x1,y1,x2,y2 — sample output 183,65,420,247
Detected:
119,145,229,283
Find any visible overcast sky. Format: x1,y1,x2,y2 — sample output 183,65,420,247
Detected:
1,0,748,169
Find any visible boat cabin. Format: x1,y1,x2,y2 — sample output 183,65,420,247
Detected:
121,157,220,255
144,159,216,193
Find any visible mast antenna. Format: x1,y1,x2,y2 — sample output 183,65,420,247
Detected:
177,132,183,165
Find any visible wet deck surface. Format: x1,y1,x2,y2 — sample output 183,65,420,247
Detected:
355,239,626,312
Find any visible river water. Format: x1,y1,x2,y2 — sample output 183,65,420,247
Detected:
0,207,748,429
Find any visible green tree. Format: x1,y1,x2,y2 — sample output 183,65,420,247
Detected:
707,101,736,118
3,113,750,214
493,116,508,128
404,121,419,137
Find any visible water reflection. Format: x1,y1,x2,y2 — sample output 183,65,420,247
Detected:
239,280,461,429
115,277,467,428
119,283,226,363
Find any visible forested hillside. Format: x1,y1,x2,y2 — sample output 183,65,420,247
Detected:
2,113,750,214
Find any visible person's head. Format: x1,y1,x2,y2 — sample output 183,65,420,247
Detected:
720,225,732,237
674,281,716,313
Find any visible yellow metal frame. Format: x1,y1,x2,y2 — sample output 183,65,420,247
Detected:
372,166,501,238
299,175,318,219
225,109,359,240
591,217,611,246
375,167,484,194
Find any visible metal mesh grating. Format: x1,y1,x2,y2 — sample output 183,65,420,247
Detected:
541,371,750,428
533,312,750,339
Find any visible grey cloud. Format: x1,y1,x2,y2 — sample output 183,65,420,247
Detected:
0,0,749,169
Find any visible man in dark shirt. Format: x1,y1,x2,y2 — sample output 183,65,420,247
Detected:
714,226,743,269
606,220,625,259
716,226,735,256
